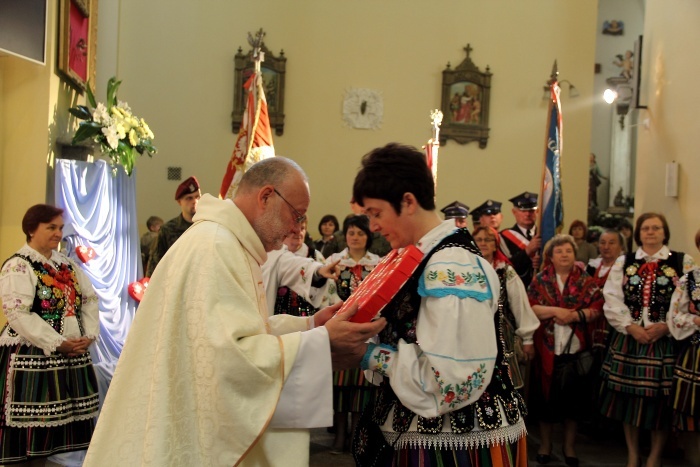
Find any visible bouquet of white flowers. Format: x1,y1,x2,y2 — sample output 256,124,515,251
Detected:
69,77,156,176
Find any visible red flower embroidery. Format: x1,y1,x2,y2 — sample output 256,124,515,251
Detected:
445,391,455,403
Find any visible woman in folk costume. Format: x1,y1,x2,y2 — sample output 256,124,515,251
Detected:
472,225,539,390
325,214,380,452
349,144,530,467
261,218,340,317
0,204,100,465
315,214,341,258
667,229,700,435
272,219,338,317
600,213,697,467
586,229,625,351
527,234,603,467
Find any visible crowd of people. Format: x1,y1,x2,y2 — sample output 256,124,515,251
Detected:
1,144,699,467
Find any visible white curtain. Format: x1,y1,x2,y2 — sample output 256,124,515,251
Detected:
55,159,141,391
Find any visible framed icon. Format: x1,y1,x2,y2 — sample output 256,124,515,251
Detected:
231,43,286,136
440,44,492,148
57,0,97,94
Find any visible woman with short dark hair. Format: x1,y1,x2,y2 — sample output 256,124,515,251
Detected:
315,214,340,258
325,214,379,452
600,212,697,467
1,204,100,464
569,219,598,264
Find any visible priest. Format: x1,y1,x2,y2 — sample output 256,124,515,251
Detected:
84,157,385,466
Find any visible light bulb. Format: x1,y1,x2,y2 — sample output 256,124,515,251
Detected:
603,89,618,104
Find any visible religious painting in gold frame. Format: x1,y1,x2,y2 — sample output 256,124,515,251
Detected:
57,0,97,94
440,44,491,148
231,43,286,136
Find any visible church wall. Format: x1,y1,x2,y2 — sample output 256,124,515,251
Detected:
0,1,111,264
115,0,598,236
0,1,57,261
634,0,700,259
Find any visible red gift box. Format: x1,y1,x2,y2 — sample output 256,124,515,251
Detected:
338,245,424,323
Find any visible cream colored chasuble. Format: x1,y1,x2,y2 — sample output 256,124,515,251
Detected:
85,195,332,466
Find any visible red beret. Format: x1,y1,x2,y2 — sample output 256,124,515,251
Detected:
175,176,200,200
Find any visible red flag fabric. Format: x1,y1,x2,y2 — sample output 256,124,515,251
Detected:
425,142,433,172
219,71,275,199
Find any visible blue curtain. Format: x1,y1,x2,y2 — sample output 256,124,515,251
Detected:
54,159,141,385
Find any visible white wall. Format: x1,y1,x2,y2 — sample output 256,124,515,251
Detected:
634,0,700,258
590,0,645,209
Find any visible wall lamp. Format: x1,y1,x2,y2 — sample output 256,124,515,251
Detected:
542,79,579,99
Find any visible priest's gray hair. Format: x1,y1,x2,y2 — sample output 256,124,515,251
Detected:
237,157,308,193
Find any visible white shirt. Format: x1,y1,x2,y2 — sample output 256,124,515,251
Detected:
603,246,696,333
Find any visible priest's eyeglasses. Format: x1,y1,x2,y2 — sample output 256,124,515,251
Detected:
274,188,306,224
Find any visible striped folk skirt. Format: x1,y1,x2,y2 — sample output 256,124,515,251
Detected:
599,330,675,430
333,368,377,413
0,344,99,464
387,439,528,467
672,337,700,431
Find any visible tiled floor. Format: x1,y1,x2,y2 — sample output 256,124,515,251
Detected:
309,420,698,466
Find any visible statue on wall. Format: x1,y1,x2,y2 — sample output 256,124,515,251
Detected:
613,187,626,207
613,50,634,80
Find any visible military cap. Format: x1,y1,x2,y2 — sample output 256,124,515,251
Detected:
474,199,502,216
440,201,469,219
175,176,200,200
508,192,538,210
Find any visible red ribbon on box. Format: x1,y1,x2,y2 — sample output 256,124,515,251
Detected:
338,245,424,323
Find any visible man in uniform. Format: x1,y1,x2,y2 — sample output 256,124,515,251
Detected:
440,200,469,229
500,192,542,286
474,199,503,230
146,176,201,276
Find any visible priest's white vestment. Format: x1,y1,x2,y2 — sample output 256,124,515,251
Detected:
84,194,332,466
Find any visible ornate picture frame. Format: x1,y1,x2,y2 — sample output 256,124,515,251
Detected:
231,43,286,136
57,0,97,94
440,44,492,148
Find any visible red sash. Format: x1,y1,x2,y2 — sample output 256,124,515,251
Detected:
501,229,529,251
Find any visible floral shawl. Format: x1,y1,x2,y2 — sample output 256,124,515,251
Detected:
527,264,604,397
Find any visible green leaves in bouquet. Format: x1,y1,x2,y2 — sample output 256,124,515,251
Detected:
66,76,156,176
106,77,121,109
72,121,102,146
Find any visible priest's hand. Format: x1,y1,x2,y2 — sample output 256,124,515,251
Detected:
325,302,386,370
314,301,343,327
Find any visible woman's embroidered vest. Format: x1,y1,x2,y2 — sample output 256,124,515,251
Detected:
2,254,84,337
337,263,373,301
370,229,525,435
274,247,322,317
622,251,683,322
497,267,526,389
686,270,700,345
